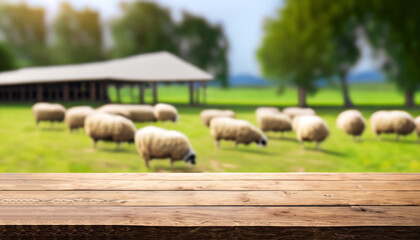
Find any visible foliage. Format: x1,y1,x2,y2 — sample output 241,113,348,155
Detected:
0,42,16,72
178,13,229,87
111,1,179,58
0,3,48,66
53,3,103,64
258,0,334,106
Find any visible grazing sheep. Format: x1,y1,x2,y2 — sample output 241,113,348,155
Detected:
84,112,136,149
135,126,196,168
255,107,280,117
154,103,179,122
257,112,292,135
32,102,66,126
125,105,157,122
200,109,235,127
336,110,366,140
370,110,415,140
65,106,95,131
210,117,267,148
283,107,316,119
415,116,420,140
293,115,329,149
97,104,131,119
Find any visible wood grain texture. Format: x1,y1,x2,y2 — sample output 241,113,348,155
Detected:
0,190,419,206
1,179,419,191
1,173,419,180
1,226,420,240
0,173,419,238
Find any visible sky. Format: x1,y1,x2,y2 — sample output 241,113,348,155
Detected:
9,0,378,76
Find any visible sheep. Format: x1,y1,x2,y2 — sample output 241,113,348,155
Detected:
97,104,131,119
255,107,280,117
283,107,316,119
293,115,329,149
257,112,292,135
415,116,420,140
200,109,235,127
125,105,157,122
370,110,415,140
336,110,366,141
32,102,66,126
84,112,136,149
210,117,267,148
154,103,179,122
135,126,196,168
65,106,95,131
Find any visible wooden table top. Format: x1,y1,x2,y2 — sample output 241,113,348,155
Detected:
0,173,419,227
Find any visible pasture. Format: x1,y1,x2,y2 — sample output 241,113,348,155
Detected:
0,84,419,173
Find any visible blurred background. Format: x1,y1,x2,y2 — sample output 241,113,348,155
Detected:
0,0,419,173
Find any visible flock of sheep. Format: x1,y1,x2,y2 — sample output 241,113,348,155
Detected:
32,102,420,168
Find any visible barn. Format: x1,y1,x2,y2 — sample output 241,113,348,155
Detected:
0,51,213,105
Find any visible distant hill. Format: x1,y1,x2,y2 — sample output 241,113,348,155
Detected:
229,74,273,86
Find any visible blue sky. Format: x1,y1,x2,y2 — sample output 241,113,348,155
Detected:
11,0,379,76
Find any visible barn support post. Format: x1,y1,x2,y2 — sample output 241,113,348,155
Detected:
189,81,195,106
195,83,200,105
115,83,121,103
130,84,134,103
8,87,12,101
90,82,96,101
37,84,43,101
203,82,207,105
152,83,158,104
99,82,105,101
20,86,25,101
139,83,145,104
63,83,69,101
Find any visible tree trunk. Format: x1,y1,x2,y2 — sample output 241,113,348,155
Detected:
405,91,415,107
298,87,307,107
340,75,353,107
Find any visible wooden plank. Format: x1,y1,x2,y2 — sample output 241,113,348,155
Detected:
0,206,419,226
0,179,419,191
189,81,194,105
1,173,419,181
1,226,419,239
0,190,418,206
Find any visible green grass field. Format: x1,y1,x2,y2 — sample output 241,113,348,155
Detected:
0,84,419,173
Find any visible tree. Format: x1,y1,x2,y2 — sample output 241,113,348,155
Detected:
364,0,420,107
178,12,229,87
0,3,48,66
111,1,178,58
258,0,333,107
53,3,103,64
0,43,16,72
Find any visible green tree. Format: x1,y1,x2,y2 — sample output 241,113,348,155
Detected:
364,0,420,107
53,3,103,64
0,43,16,72
0,3,48,66
178,12,229,87
258,0,333,107
111,1,178,58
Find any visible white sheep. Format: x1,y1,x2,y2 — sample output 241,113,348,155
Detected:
154,103,179,122
32,102,66,126
200,109,235,127
210,117,267,148
125,105,157,122
135,126,196,168
370,110,415,140
255,107,280,116
65,106,95,131
336,110,366,141
257,112,292,135
84,112,136,149
293,115,329,149
97,104,131,119
283,107,316,119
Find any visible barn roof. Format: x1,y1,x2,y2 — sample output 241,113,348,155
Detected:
0,51,213,86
